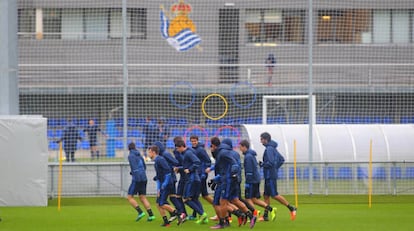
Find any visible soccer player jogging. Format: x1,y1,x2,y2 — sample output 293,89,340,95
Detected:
239,139,277,221
126,142,155,222
260,132,297,221
175,139,209,224
172,136,189,221
190,135,213,220
208,137,256,229
154,141,186,221
221,138,257,228
148,145,183,227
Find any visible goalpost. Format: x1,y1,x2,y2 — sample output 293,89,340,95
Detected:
262,94,316,194
262,94,316,160
262,95,316,125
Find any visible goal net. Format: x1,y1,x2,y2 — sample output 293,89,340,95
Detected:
15,0,414,152
16,0,414,157
15,0,414,193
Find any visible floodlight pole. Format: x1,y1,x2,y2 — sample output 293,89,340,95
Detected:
307,0,314,195
122,0,128,161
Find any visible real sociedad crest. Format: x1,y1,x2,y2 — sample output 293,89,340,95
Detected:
160,0,202,52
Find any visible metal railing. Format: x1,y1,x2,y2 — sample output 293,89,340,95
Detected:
48,161,414,198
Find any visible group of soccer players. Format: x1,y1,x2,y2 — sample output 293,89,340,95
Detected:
126,132,297,228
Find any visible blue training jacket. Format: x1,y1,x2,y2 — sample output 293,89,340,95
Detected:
222,138,242,183
155,141,179,182
192,142,211,179
181,147,201,182
213,142,239,184
243,148,261,184
262,140,285,180
128,149,147,182
154,155,173,187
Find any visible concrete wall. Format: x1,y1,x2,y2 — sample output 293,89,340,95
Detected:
16,0,414,91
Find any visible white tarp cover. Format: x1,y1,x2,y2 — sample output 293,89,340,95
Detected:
243,124,414,162
0,116,48,206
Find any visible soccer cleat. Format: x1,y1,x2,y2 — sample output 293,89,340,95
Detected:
223,220,230,227
270,207,278,221
258,216,269,222
249,215,257,229
196,212,208,224
243,215,248,225
168,215,177,222
228,216,233,223
147,215,156,222
237,214,246,227
210,224,224,229
177,213,186,225
136,212,146,221
187,215,197,221
290,207,297,221
161,222,171,227
210,215,219,221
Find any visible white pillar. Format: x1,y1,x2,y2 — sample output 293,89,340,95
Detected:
0,0,19,115
36,8,43,40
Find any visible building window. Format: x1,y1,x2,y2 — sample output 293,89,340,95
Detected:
391,10,410,43
219,9,240,83
372,9,412,44
110,8,147,39
18,9,36,39
61,9,83,40
245,9,305,45
43,9,62,39
26,8,146,40
317,10,372,44
130,8,147,39
373,10,391,43
84,9,109,40
317,9,412,44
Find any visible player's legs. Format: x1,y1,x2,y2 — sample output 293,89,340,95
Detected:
91,145,98,159
175,178,188,216
200,177,213,204
127,181,147,221
158,186,182,225
69,151,75,162
262,179,273,221
244,183,258,211
89,138,98,159
135,181,155,220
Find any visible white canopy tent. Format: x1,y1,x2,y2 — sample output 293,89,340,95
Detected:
242,124,414,163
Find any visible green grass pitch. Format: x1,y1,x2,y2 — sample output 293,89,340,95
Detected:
1,195,413,231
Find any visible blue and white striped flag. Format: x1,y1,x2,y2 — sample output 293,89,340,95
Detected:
160,11,201,52
160,11,169,39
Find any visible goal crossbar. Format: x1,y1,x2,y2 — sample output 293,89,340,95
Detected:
262,95,316,125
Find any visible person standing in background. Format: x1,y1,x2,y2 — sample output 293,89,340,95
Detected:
157,119,170,148
265,53,276,86
143,117,159,160
83,119,107,160
57,120,82,162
